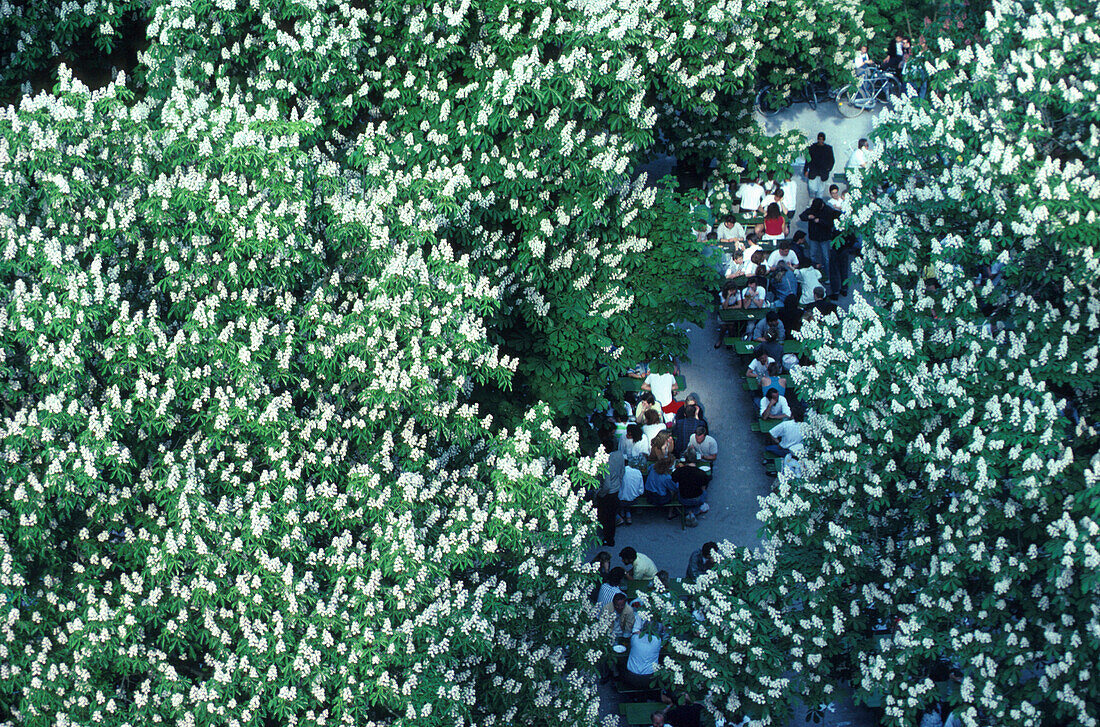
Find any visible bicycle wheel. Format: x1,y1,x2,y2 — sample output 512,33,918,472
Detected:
807,87,818,111
836,84,868,118
755,86,786,117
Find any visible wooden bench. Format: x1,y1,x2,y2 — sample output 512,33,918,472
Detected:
630,500,685,530
619,702,665,726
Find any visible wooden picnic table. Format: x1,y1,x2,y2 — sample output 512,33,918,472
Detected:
726,338,804,357
619,702,665,727
718,307,768,323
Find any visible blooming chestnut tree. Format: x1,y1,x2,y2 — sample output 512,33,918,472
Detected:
0,71,609,726
654,1,1100,725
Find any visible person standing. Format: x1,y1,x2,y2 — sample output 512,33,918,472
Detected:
803,132,835,199
800,197,840,272
596,441,623,546
847,138,871,169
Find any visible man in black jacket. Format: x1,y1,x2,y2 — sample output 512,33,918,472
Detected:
802,132,834,199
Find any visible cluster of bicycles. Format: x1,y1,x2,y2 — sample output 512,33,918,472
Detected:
755,63,928,118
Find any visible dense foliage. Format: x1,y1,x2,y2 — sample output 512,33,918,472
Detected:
0,0,875,725
653,0,1100,725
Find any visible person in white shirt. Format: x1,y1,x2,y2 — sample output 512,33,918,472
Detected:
780,176,798,212
642,369,678,409
766,240,799,271
623,622,664,689
847,138,870,168
747,349,775,379
715,216,744,243
640,409,666,447
854,45,872,76
739,278,766,309
827,184,844,211
737,180,765,214
597,567,627,606
798,264,825,305
759,389,791,420
765,419,804,456
684,426,718,462
758,188,789,216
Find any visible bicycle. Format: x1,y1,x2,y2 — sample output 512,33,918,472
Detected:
755,80,832,116
835,69,902,118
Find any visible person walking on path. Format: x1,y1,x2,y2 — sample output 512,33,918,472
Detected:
803,132,835,199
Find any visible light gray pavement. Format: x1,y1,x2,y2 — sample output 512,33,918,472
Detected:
596,102,880,726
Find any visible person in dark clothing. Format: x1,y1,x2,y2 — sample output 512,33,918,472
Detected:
595,438,623,546
802,132,835,199
760,329,784,364
800,197,841,272
829,233,856,299
807,286,839,317
779,294,802,338
652,692,704,727
670,404,705,458
672,450,709,516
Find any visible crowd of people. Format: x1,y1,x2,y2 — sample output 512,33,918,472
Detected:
590,133,863,723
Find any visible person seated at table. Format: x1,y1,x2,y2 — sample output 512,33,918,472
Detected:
779,293,802,337
670,404,704,458
672,450,709,518
739,232,765,266
751,310,785,343
806,286,839,317
641,408,666,448
648,428,674,462
684,425,717,464
597,567,628,606
715,284,739,347
798,259,825,305
620,547,659,582
767,239,800,271
634,391,658,425
618,460,645,526
760,388,792,421
677,393,706,422
764,418,805,458
758,187,789,217
651,692,704,727
755,203,788,242
736,178,765,215
747,348,775,379
642,365,679,412
760,362,787,397
768,263,799,309
623,620,665,690
602,592,636,638
685,542,718,581
740,276,767,310
592,551,612,580
723,249,746,280
760,329,784,365
715,215,744,244
620,423,648,466
644,459,677,508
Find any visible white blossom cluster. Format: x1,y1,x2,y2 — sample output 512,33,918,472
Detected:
651,1,1100,725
